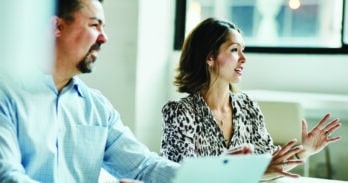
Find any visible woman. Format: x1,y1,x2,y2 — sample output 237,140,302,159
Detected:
160,17,341,180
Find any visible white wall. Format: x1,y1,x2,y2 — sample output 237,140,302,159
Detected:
80,0,139,130
80,0,176,151
240,53,348,95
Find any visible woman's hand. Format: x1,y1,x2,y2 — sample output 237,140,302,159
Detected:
299,113,341,158
223,144,254,155
262,139,304,180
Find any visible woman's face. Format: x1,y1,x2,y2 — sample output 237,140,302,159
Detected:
210,29,246,84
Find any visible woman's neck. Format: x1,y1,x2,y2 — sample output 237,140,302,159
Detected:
201,86,230,111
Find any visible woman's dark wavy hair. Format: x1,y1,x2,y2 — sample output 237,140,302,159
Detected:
55,0,103,22
174,17,241,94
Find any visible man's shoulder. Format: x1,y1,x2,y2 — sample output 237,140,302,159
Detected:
72,77,103,96
72,77,112,105
0,75,23,98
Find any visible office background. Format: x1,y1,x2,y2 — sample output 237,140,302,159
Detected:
2,0,345,181
80,0,348,180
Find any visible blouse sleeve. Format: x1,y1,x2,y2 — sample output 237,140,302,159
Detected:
160,101,197,163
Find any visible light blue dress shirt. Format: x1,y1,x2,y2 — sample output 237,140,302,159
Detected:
0,74,179,183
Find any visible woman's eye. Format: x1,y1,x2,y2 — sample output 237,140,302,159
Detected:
231,48,238,52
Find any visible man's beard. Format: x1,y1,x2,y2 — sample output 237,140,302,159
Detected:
77,53,95,73
77,43,100,73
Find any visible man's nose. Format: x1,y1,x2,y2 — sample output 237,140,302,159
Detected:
98,29,108,44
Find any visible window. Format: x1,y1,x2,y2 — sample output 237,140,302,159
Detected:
174,0,348,54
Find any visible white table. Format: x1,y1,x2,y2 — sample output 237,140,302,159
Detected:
265,176,348,183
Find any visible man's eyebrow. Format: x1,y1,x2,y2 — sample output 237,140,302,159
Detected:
89,17,104,25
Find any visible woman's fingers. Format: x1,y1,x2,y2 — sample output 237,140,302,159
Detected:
301,119,308,136
313,113,331,130
279,170,301,178
281,159,304,168
267,141,304,179
324,119,341,135
327,136,341,143
276,139,298,157
224,144,254,155
226,148,248,155
266,157,304,178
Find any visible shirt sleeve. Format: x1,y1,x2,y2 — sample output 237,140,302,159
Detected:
101,98,180,183
0,89,39,183
160,101,197,163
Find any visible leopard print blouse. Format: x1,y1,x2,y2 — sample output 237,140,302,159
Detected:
160,92,277,163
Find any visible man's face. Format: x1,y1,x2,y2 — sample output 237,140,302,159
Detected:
56,0,108,75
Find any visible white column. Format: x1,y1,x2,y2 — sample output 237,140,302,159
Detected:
255,0,282,45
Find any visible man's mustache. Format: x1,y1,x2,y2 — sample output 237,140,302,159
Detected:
89,43,101,52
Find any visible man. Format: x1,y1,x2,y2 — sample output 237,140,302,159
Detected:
0,0,179,182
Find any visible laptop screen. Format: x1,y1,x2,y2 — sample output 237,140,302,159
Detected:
172,154,272,183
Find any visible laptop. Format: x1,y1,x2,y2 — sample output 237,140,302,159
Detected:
172,154,272,183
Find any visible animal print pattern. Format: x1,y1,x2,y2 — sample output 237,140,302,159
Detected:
160,92,276,163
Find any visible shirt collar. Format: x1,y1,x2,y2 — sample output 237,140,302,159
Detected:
70,77,85,98
58,76,86,98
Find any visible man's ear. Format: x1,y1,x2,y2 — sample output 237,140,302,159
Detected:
51,16,63,37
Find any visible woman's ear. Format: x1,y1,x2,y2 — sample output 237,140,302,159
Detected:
206,56,214,67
